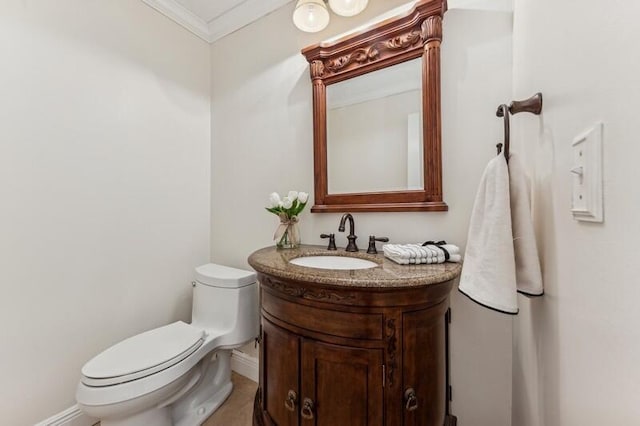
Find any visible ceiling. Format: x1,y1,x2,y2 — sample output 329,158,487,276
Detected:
140,0,512,44
141,0,294,43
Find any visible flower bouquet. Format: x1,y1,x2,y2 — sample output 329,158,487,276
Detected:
266,191,309,249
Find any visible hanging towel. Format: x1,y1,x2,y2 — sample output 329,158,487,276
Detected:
459,153,518,314
508,154,544,296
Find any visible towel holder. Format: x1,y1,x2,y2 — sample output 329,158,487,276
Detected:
496,92,543,163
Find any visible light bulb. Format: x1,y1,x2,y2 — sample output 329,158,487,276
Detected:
328,0,368,17
293,0,330,33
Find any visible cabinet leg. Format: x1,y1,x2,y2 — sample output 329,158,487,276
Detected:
444,414,457,426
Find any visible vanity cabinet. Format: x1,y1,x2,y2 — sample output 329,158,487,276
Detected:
262,320,383,426
249,246,461,426
261,320,299,426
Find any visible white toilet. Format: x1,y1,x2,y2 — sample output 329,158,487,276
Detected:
76,263,259,426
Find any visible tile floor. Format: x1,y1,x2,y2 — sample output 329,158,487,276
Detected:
203,372,258,426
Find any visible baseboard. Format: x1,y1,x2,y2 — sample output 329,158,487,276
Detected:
231,349,259,383
35,404,97,426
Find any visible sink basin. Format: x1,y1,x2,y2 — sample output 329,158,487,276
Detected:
289,255,378,270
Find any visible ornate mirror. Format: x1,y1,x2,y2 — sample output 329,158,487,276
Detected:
302,0,447,212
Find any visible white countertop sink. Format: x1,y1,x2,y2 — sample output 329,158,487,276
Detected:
289,255,378,270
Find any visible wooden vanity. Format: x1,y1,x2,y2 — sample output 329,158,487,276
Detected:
249,245,461,426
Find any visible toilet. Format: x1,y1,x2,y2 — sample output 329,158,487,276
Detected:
76,263,258,426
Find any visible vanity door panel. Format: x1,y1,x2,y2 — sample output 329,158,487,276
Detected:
402,306,447,426
301,340,383,426
262,320,300,426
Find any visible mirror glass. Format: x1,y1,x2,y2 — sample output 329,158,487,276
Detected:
326,58,423,194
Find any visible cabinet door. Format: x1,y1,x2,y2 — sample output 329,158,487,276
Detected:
262,320,300,426
402,308,447,426
301,340,384,426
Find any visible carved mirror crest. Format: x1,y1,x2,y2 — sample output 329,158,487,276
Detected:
302,0,447,212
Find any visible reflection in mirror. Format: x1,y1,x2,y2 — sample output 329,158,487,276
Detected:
326,58,423,194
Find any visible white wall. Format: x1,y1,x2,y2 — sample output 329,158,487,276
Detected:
210,3,514,424
0,1,210,424
511,1,640,425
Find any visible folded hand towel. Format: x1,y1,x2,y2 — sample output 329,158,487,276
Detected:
386,254,410,265
383,243,461,265
509,154,543,296
440,244,460,255
422,241,460,260
423,245,446,263
459,152,518,314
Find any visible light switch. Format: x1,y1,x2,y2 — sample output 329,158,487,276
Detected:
571,122,603,222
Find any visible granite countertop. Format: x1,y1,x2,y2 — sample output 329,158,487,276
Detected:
248,245,462,289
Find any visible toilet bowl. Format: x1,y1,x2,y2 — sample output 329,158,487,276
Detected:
76,263,259,426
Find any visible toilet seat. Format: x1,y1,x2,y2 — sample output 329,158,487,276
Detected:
82,321,205,387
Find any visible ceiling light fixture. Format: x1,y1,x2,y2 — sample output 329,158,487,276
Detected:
293,0,331,33
293,0,369,33
328,0,369,17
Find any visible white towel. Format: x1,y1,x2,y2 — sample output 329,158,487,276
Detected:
509,154,543,296
440,244,460,255
459,153,518,314
383,243,461,265
459,152,544,314
384,244,427,264
422,245,446,263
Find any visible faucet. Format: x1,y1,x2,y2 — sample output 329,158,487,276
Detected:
338,213,358,252
320,233,337,250
367,235,389,254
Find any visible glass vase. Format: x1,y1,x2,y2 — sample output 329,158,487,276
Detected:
275,218,300,249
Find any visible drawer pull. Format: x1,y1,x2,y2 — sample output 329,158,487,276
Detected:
405,388,418,411
284,390,297,412
301,397,315,420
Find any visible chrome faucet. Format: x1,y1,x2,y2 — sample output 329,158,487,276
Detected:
338,213,358,252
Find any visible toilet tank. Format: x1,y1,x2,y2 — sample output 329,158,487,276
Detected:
191,264,258,347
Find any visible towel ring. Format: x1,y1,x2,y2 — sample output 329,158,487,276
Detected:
496,93,543,163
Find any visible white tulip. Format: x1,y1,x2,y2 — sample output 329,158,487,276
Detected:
288,190,299,201
268,192,281,208
298,192,309,203
282,197,293,209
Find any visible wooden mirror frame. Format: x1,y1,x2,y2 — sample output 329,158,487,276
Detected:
302,0,447,213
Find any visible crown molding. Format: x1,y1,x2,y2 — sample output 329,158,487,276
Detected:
142,0,212,41
207,0,293,42
141,0,294,43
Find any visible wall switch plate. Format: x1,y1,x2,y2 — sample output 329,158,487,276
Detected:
571,122,603,222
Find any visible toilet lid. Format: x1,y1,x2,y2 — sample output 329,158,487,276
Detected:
81,321,204,386
195,263,256,288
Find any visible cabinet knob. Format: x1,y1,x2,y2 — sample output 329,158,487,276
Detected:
301,397,315,420
284,390,297,412
404,387,418,411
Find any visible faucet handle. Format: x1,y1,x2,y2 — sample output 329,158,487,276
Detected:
367,236,389,254
320,233,337,251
